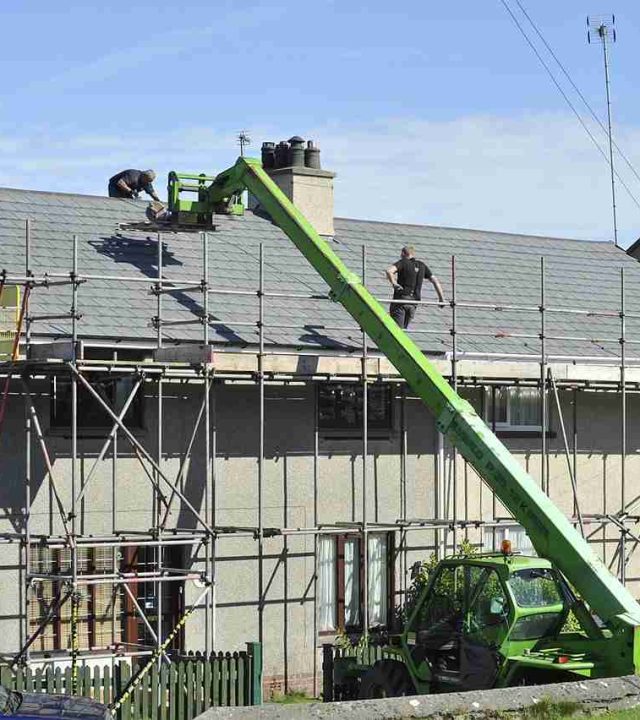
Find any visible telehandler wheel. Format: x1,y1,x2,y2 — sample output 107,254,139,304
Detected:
358,659,415,699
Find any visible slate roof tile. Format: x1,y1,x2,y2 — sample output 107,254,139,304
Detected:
1,187,639,359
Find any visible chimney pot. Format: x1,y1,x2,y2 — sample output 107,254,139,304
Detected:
304,140,322,170
261,142,276,169
288,136,306,167
274,141,290,169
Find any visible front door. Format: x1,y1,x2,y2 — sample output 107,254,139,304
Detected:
460,567,510,690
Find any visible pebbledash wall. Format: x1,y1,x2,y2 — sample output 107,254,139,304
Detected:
1,367,639,695
3,140,640,696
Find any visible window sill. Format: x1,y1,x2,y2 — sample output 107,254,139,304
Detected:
48,426,146,439
318,625,389,638
495,430,556,439
319,432,394,441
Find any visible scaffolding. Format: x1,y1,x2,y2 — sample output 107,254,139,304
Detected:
1,218,640,694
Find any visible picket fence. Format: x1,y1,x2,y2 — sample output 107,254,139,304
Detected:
0,643,262,719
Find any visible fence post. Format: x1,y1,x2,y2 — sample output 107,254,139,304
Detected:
322,644,334,703
116,661,131,720
246,642,262,705
0,666,13,689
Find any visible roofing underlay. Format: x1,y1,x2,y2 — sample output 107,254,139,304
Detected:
1,186,639,361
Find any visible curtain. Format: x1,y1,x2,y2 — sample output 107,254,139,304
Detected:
318,537,336,631
368,534,388,626
509,387,541,427
487,387,542,427
344,538,360,626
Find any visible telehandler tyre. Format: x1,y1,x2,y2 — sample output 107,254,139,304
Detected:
358,659,415,699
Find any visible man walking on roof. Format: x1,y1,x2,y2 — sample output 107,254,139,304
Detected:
108,169,160,201
386,246,445,329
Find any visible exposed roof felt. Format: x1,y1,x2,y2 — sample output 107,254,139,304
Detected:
0,186,638,360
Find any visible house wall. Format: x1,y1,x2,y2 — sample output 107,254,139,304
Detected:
0,376,638,695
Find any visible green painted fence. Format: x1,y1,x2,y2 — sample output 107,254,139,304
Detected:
322,642,393,701
0,643,262,719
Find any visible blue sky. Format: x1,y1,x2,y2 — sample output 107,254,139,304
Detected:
2,0,640,245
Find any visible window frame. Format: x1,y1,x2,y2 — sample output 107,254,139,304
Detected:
317,382,394,438
318,532,395,635
480,386,555,438
28,545,183,658
49,374,145,438
483,523,536,557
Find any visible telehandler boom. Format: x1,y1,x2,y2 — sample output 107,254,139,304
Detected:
168,157,640,692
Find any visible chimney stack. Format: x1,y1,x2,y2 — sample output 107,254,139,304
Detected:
255,135,335,236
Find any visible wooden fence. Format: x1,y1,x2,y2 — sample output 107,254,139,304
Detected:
0,643,262,719
322,642,393,701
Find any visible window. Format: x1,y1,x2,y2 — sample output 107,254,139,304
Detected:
50,375,144,435
317,533,393,632
318,537,337,632
28,546,182,656
29,546,122,654
122,547,183,652
318,384,393,433
486,387,543,431
484,524,536,556
508,568,563,609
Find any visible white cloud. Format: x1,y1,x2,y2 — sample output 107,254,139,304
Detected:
2,113,640,246
314,114,640,245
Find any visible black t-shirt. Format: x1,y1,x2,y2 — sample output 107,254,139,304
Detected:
393,258,432,300
109,169,155,195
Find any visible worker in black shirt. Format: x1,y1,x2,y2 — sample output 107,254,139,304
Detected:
108,169,160,201
386,246,445,328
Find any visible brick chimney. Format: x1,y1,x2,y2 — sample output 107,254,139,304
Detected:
253,136,335,236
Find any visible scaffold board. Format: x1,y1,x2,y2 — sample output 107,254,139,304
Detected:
0,285,20,360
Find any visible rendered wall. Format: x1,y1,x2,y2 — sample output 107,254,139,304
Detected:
0,378,638,694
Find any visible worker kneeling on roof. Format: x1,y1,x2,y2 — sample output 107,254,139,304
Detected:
108,169,160,201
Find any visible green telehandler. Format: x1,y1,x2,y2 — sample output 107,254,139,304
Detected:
166,157,640,697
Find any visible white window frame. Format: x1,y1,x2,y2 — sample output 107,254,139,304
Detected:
485,386,546,432
484,523,536,556
317,532,391,632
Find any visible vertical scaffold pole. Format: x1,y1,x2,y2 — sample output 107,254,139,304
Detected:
451,256,458,552
25,219,31,352
258,243,265,645
312,384,319,698
23,380,32,666
400,385,407,598
620,266,626,583
70,234,79,692
156,232,164,660
23,219,32,666
211,382,218,651
361,245,369,638
540,257,547,494
203,232,212,653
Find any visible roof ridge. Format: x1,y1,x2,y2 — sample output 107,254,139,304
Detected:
334,215,619,248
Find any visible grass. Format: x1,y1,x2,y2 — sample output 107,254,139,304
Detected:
268,690,316,705
503,699,640,720
520,698,583,720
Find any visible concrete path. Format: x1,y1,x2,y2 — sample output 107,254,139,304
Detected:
196,675,640,719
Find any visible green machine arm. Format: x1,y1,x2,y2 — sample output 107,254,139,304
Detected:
208,157,640,640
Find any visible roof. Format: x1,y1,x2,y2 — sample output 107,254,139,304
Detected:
626,237,640,258
1,186,639,361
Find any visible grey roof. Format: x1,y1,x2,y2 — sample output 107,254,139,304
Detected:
1,187,639,360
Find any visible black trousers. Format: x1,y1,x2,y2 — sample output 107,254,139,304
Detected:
390,301,417,328
108,182,132,198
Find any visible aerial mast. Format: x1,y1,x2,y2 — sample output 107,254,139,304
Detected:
588,15,618,247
